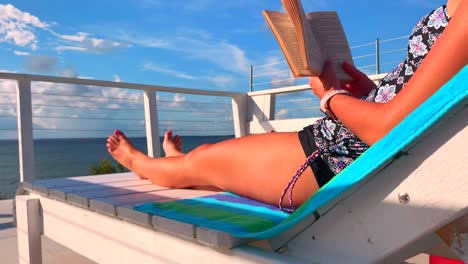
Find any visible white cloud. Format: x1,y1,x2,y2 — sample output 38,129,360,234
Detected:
169,35,250,74
142,61,239,89
55,32,129,54
127,30,251,74
0,4,48,50
58,32,88,42
120,33,169,48
276,108,289,119
0,79,16,93
0,80,18,133
113,74,121,82
143,62,199,80
14,50,31,56
56,46,87,52
207,75,234,88
27,79,145,133
169,94,187,107
255,56,296,88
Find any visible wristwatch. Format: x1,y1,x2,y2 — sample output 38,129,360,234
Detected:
320,90,351,119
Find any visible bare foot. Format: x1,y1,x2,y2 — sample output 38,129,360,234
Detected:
163,130,184,157
106,130,141,171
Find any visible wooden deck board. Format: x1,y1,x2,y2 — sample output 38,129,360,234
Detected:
48,179,152,201
196,227,250,249
152,216,197,241
90,189,216,216
116,204,154,227
67,183,165,208
29,173,138,195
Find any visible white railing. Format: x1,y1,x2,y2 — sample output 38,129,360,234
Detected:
0,72,246,183
0,71,386,188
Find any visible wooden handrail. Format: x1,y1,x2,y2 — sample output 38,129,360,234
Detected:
0,72,243,97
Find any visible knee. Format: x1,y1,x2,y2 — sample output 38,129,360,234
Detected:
181,143,215,183
184,143,213,165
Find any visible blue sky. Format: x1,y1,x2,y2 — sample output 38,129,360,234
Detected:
0,0,446,139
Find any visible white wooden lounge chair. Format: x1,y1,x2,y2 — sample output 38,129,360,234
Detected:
15,67,468,264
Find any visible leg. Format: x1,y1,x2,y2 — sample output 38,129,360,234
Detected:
107,131,320,207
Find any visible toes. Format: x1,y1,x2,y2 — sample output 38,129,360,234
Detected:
174,135,182,150
106,139,114,151
107,136,118,148
106,142,113,152
114,129,127,141
164,130,173,142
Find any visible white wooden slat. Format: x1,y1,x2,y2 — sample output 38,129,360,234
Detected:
266,211,319,252
30,173,138,195
153,216,197,241
248,94,274,122
48,179,152,201
196,227,251,249
90,189,216,216
247,84,310,96
232,95,248,138
248,117,321,134
116,189,218,229
30,173,137,187
16,196,42,264
67,184,166,208
116,204,154,227
116,203,198,237
21,181,33,192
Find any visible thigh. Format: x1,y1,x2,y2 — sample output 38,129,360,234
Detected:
186,132,320,207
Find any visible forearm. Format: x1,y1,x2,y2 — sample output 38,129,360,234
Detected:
328,95,389,145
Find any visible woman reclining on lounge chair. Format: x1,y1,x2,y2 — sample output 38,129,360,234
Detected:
107,0,467,212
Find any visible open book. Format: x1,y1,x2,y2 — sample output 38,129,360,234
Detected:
263,0,353,79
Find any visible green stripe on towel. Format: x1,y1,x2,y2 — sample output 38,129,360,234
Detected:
152,201,279,233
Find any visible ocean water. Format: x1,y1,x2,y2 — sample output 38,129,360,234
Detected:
0,135,233,199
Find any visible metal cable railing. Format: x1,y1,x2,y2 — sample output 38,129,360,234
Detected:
250,34,410,91
0,86,236,138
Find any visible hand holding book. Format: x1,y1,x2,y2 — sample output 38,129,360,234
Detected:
340,61,377,97
263,0,354,80
310,61,377,99
309,61,341,99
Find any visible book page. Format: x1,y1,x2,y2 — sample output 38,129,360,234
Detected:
281,0,311,69
282,0,325,75
263,11,311,77
306,12,354,80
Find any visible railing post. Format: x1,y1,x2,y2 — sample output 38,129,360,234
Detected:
16,78,36,182
143,90,161,158
249,94,276,122
249,65,253,93
375,38,380,74
231,95,248,138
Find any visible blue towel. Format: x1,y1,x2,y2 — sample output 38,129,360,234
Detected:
135,66,468,239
